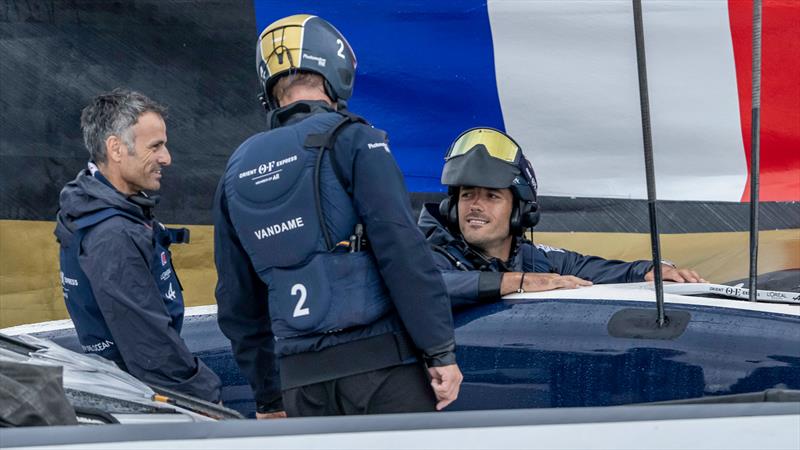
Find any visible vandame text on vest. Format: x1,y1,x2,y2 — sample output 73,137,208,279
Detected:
255,217,305,240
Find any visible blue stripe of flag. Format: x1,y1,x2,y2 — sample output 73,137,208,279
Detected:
253,0,505,192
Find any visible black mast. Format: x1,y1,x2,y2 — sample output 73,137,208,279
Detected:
749,0,762,302
632,0,665,326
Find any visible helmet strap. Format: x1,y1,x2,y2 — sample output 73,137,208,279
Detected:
258,91,270,112
259,80,280,114
322,79,339,106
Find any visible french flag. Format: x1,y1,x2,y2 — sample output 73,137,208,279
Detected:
255,0,799,202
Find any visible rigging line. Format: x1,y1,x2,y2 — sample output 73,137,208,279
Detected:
632,0,665,327
749,0,762,302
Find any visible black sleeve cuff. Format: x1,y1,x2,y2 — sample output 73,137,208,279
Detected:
478,272,503,301
636,260,658,281
256,396,284,414
422,339,457,367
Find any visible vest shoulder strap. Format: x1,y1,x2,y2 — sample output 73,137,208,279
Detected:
153,221,191,246
303,111,369,195
166,227,190,244
304,111,370,250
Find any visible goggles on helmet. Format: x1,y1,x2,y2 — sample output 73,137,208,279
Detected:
445,128,521,164
442,128,538,201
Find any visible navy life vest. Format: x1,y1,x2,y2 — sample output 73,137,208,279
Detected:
224,111,392,340
58,208,188,368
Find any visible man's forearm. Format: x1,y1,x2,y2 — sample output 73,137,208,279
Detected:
226,332,281,407
502,272,592,294
500,272,524,295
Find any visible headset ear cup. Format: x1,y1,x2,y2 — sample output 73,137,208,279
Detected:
439,196,460,235
447,198,459,234
520,201,540,228
438,197,450,223
510,202,522,236
528,208,540,227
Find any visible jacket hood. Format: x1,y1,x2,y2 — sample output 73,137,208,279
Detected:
54,169,146,244
418,202,461,248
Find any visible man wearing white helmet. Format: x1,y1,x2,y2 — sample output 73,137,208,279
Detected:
214,15,462,418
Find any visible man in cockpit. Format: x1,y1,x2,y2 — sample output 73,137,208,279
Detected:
418,127,705,310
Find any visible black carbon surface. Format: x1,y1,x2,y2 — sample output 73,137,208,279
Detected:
1,0,261,225
417,194,799,233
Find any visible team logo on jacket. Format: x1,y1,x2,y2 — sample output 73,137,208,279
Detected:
165,283,177,301
535,243,565,253
367,142,391,153
60,271,79,287
160,268,172,281
161,252,167,266
82,339,114,353
238,155,299,185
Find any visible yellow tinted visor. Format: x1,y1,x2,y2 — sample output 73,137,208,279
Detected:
446,128,520,163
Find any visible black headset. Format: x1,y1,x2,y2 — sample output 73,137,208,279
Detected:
439,186,539,237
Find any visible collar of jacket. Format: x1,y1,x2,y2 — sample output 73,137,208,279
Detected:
88,161,159,220
265,100,337,131
128,193,159,220
460,236,528,273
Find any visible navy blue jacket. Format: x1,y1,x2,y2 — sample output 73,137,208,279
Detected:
214,102,455,409
418,203,653,310
54,167,221,402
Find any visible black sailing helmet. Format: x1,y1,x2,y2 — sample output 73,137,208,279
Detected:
440,127,540,235
256,14,357,111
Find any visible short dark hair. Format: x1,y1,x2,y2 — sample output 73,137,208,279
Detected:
80,89,166,164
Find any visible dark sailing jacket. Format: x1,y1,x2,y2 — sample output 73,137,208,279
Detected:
418,203,653,310
214,101,455,409
54,167,221,402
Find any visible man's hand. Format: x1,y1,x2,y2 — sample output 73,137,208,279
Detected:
524,273,592,291
256,410,287,419
645,264,706,283
501,272,592,295
428,364,463,411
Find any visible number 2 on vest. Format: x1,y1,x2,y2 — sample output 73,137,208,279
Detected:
291,283,310,317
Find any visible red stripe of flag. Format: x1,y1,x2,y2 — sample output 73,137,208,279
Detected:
728,0,800,202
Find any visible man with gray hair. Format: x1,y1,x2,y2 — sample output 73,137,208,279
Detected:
54,89,221,403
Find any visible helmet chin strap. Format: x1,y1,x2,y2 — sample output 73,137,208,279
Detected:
258,81,278,114
321,79,346,111
258,91,269,112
